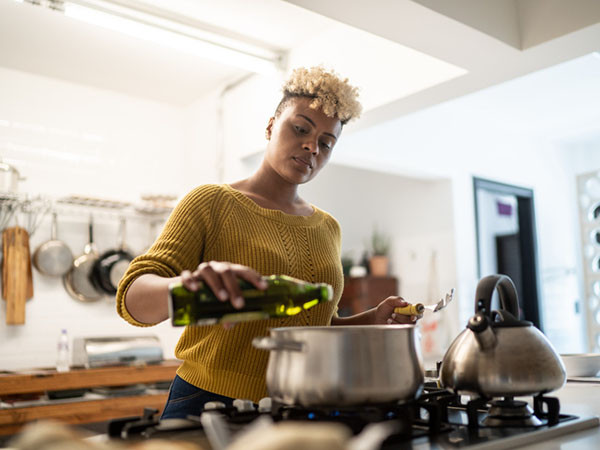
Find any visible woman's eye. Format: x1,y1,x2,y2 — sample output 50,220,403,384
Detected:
320,142,332,150
294,125,307,134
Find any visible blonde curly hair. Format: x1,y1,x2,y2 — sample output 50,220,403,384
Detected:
275,66,362,125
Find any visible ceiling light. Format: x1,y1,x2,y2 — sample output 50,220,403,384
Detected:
17,0,285,75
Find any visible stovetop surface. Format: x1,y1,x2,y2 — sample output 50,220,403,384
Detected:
108,387,600,450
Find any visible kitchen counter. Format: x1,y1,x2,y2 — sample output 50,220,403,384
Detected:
518,380,600,449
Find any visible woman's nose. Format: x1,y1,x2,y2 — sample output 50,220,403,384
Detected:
303,141,318,154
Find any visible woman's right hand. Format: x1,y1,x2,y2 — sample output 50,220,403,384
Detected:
180,261,268,309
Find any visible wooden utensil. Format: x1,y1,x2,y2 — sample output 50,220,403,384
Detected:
2,228,7,300
24,231,33,300
4,226,30,325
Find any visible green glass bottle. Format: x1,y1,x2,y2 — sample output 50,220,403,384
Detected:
169,275,333,326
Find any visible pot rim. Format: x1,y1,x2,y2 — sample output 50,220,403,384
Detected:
269,324,416,332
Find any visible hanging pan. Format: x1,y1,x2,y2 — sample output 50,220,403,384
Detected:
63,216,102,302
91,217,134,295
33,212,74,277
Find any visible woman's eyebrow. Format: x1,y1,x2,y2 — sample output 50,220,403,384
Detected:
297,114,337,140
297,114,316,127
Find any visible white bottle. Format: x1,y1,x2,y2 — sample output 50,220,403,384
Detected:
56,329,70,373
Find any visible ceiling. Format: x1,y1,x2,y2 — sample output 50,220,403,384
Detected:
286,0,600,132
328,52,600,180
0,0,464,109
0,0,599,126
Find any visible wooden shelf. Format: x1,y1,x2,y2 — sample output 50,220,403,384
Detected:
0,360,180,395
0,394,168,435
0,360,179,436
338,276,399,316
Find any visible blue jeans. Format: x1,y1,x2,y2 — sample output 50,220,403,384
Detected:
160,375,234,419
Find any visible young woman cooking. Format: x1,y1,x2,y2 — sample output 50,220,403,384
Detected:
116,67,419,419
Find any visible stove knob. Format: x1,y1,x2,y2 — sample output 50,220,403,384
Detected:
233,399,255,413
204,401,226,411
258,397,272,413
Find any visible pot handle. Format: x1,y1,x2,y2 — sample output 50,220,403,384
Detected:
474,274,520,318
252,336,304,352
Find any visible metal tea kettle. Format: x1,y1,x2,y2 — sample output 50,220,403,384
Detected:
440,274,566,397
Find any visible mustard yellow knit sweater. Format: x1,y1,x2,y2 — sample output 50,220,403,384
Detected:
116,184,343,402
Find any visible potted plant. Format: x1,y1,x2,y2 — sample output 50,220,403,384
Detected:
341,252,354,276
369,226,391,276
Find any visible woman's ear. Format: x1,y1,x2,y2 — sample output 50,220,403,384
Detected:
265,117,275,140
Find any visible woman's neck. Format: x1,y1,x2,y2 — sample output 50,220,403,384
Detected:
230,168,313,216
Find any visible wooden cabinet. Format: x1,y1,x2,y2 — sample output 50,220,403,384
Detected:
0,360,179,436
338,276,399,316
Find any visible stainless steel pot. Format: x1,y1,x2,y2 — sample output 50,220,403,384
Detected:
253,325,424,406
440,274,566,397
0,160,25,193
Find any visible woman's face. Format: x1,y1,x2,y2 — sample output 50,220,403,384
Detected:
264,97,342,185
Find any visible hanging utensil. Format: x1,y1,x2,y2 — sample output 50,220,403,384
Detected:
2,205,34,304
91,217,134,295
33,212,74,277
0,159,26,193
393,288,455,316
1,198,19,300
63,216,102,302
3,226,30,325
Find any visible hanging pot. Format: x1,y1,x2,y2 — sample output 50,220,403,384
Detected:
91,217,134,295
32,212,74,277
63,217,103,302
0,160,25,193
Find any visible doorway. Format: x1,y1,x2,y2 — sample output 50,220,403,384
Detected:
473,177,542,330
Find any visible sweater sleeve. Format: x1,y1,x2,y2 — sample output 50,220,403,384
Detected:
116,184,220,327
324,212,343,318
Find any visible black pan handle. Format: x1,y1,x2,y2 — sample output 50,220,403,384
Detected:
474,274,520,318
88,215,94,244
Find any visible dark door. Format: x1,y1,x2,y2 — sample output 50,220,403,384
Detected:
474,177,542,330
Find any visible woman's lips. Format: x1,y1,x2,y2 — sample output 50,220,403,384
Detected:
292,156,312,169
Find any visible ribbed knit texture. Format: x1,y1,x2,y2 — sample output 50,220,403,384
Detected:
116,184,343,402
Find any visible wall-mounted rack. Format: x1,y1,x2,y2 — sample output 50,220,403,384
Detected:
0,191,175,236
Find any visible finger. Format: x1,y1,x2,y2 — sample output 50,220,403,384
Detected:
231,264,268,290
220,266,245,309
390,313,416,325
181,270,199,291
385,296,408,307
196,263,229,302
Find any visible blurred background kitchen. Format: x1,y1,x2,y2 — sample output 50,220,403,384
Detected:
0,0,599,373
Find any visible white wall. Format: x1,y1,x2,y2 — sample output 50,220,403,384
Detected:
302,165,456,301
337,117,590,351
208,59,593,356
300,164,459,363
2,52,597,371
0,67,198,370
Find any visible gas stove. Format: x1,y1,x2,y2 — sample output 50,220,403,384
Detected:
107,384,599,449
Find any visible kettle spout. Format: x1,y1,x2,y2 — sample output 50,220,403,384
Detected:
468,313,497,351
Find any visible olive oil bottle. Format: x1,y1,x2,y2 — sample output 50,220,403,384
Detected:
169,275,333,326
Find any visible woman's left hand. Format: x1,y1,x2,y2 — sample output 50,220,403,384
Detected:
373,296,421,325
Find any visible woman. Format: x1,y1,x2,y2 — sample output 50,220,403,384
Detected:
116,67,418,419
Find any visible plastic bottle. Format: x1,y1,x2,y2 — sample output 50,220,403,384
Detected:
56,329,70,372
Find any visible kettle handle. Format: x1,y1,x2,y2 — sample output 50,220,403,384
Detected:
475,274,520,318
